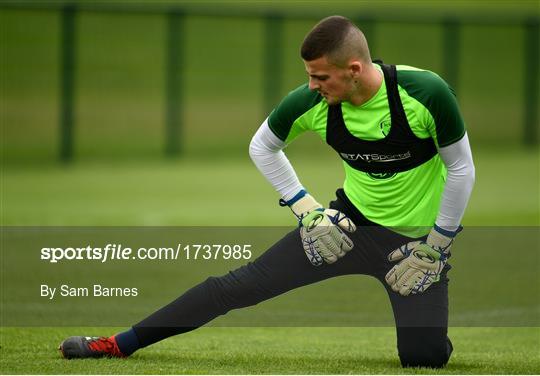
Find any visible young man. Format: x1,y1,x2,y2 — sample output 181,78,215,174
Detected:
59,15,475,368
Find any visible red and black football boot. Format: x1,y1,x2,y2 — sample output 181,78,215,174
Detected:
59,336,125,359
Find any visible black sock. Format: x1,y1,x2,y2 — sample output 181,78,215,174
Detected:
115,327,141,356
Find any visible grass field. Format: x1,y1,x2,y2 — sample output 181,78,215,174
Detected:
1,149,539,374
1,327,539,374
2,148,538,226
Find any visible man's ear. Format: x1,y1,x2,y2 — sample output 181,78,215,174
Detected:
349,61,363,77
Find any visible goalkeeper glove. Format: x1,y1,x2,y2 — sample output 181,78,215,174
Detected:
385,225,462,296
280,190,356,266
300,209,356,265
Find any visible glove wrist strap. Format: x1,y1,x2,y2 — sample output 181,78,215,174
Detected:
433,223,463,238
279,190,323,221
428,224,463,256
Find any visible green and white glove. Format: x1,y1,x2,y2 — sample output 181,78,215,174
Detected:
385,225,462,296
280,190,356,266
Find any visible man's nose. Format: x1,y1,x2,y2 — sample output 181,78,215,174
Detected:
308,79,319,91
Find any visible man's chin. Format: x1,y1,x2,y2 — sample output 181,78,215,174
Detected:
325,97,341,105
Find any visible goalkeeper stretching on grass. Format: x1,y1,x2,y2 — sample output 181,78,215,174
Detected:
59,15,475,368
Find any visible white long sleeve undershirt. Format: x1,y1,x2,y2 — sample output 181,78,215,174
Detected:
436,133,475,230
249,119,475,229
248,119,303,201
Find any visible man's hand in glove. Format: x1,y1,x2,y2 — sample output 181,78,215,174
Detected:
280,190,356,266
385,225,462,296
300,209,356,266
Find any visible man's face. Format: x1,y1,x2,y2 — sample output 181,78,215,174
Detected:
303,56,354,105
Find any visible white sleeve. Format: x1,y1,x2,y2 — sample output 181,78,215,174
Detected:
436,132,476,231
248,118,304,201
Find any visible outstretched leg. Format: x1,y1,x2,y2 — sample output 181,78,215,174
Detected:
60,227,366,358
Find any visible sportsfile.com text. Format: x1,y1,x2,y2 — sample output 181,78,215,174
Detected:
40,244,254,263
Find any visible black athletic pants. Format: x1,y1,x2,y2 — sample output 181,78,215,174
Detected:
133,189,453,368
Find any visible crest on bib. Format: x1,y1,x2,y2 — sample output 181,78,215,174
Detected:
379,118,392,136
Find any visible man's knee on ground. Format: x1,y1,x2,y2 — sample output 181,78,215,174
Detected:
399,346,450,369
397,328,452,369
